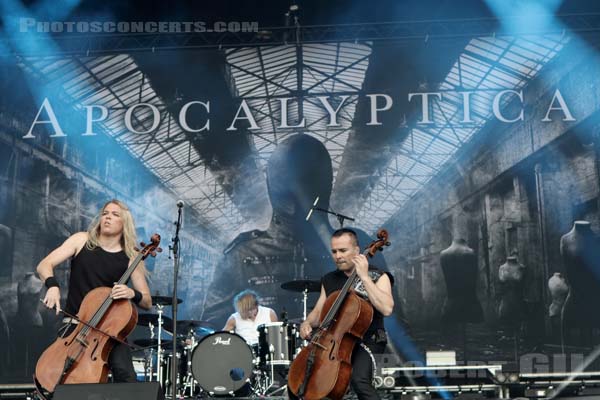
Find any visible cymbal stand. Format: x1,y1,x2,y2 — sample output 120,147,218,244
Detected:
155,303,166,384
146,321,155,381
261,345,289,396
302,287,309,320
301,288,310,349
250,366,268,397
182,329,197,397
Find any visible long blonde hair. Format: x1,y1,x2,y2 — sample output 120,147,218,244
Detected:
234,290,259,319
86,199,140,263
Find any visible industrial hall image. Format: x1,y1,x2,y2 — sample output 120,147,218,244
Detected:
2,0,600,399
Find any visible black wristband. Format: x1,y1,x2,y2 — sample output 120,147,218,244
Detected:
132,289,143,305
45,276,60,289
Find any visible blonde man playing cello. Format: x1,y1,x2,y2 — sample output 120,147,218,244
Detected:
37,199,152,382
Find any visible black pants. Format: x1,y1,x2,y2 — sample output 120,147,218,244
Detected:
350,342,385,400
59,323,137,383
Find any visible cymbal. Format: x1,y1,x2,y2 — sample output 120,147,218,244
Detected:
137,314,174,330
133,338,173,349
153,296,183,306
176,320,215,333
281,279,320,293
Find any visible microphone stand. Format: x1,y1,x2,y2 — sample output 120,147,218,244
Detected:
170,205,183,398
311,206,355,228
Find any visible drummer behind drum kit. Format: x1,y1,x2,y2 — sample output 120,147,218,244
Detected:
133,280,320,398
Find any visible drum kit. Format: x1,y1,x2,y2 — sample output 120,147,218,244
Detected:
132,280,320,398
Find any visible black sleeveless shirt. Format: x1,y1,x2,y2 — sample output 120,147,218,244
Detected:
64,244,130,315
321,266,394,344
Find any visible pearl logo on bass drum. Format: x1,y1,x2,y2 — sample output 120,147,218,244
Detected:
212,336,232,345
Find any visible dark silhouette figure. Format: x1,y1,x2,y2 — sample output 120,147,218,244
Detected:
202,134,390,327
439,238,483,362
202,135,336,326
440,238,483,324
10,272,47,380
548,272,568,318
0,224,11,378
548,272,568,345
497,255,527,362
498,256,526,325
0,223,11,278
560,221,600,346
0,304,9,380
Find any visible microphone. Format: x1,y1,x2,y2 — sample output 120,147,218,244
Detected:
175,200,184,230
305,196,319,221
281,308,288,322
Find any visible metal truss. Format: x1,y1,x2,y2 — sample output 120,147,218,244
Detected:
4,14,600,57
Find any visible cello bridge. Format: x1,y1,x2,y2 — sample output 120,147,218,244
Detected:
310,341,328,350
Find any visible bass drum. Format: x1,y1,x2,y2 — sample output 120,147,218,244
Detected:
191,331,254,396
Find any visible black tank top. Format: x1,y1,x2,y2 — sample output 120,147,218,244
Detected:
64,244,130,315
321,266,394,343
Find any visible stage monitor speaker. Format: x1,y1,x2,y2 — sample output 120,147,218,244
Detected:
54,382,164,400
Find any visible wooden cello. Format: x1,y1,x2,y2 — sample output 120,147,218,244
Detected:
288,229,390,400
34,234,161,397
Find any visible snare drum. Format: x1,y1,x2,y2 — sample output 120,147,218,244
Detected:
257,322,298,366
191,331,255,396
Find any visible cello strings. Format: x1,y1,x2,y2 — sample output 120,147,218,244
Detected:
76,252,144,340
321,271,357,327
